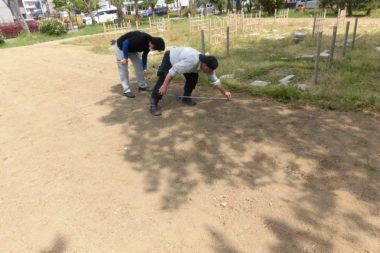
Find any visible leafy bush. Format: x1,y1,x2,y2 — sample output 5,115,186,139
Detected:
78,23,86,29
0,32,4,44
0,23,22,39
181,7,197,17
40,19,67,36
104,21,115,25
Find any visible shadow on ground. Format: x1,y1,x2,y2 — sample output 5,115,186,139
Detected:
97,82,380,252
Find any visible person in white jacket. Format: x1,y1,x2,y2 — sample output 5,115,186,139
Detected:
150,47,232,116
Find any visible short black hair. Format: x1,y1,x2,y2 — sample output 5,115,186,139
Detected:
151,37,165,51
199,54,219,70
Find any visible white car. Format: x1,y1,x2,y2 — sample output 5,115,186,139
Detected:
82,9,118,24
296,0,319,8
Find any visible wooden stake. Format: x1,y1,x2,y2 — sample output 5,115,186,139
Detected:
226,26,230,57
329,26,337,69
201,29,205,54
351,18,358,50
342,21,350,56
313,32,323,85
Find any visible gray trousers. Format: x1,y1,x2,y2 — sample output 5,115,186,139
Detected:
114,44,148,93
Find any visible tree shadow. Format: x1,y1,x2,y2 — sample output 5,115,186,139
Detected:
207,226,244,253
40,235,67,253
97,79,380,251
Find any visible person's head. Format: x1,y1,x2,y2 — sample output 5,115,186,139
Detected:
149,37,165,51
199,54,218,73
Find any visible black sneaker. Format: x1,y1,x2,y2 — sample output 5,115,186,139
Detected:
138,86,152,92
123,91,136,98
182,98,197,106
150,104,161,116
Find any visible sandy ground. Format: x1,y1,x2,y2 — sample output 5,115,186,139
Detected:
0,40,379,253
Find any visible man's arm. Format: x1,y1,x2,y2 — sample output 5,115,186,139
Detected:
120,40,129,65
207,72,232,100
215,84,232,100
142,51,149,77
158,73,174,95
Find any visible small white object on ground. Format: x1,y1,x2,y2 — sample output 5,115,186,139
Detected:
220,201,227,207
250,80,270,87
295,83,310,91
279,75,295,85
235,68,245,72
320,50,330,57
376,47,380,52
220,74,235,79
301,54,314,58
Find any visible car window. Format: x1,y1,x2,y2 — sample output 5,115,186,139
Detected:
106,10,117,14
95,12,104,16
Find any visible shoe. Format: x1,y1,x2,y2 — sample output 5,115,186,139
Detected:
150,98,161,116
182,97,197,106
123,91,135,98
138,86,152,92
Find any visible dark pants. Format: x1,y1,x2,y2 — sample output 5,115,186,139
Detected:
152,51,199,100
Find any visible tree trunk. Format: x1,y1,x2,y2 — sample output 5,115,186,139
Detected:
347,2,353,16
236,0,241,12
116,6,124,24
6,0,30,34
151,4,155,18
84,0,96,24
227,0,232,12
366,8,372,16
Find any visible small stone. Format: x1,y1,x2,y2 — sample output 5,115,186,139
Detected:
296,83,309,91
250,80,270,87
235,68,245,72
301,54,314,58
376,47,380,52
220,201,227,207
279,75,295,85
320,50,330,57
269,202,273,207
220,74,235,79
274,36,285,40
280,57,289,60
124,146,128,150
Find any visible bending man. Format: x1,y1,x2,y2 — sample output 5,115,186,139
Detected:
150,46,232,116
114,31,165,98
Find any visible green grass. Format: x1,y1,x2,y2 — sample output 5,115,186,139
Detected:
0,24,103,49
7,16,379,111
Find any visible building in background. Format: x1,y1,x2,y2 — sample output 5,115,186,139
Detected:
0,0,13,22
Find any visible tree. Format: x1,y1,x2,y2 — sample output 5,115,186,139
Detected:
210,0,227,14
143,0,157,17
109,0,125,24
257,0,284,15
2,0,30,34
83,0,96,23
320,0,375,16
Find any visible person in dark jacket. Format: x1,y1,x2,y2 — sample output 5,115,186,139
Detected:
114,31,165,98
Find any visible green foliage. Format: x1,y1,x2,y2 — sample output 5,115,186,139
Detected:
143,0,157,8
0,32,5,44
181,7,197,16
210,0,227,13
52,0,98,13
257,0,284,15
40,19,67,36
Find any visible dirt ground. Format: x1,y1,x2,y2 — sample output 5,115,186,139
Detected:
0,40,379,253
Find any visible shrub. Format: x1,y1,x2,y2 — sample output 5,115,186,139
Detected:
78,24,86,29
0,23,22,39
40,19,67,36
181,7,197,17
0,32,4,44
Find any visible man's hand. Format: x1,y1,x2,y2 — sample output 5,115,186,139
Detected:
225,91,232,100
120,58,128,65
159,85,168,95
143,70,148,78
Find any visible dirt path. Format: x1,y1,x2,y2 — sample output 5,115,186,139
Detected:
0,42,379,253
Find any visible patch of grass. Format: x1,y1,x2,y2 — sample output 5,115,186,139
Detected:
0,24,103,49
54,18,380,111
